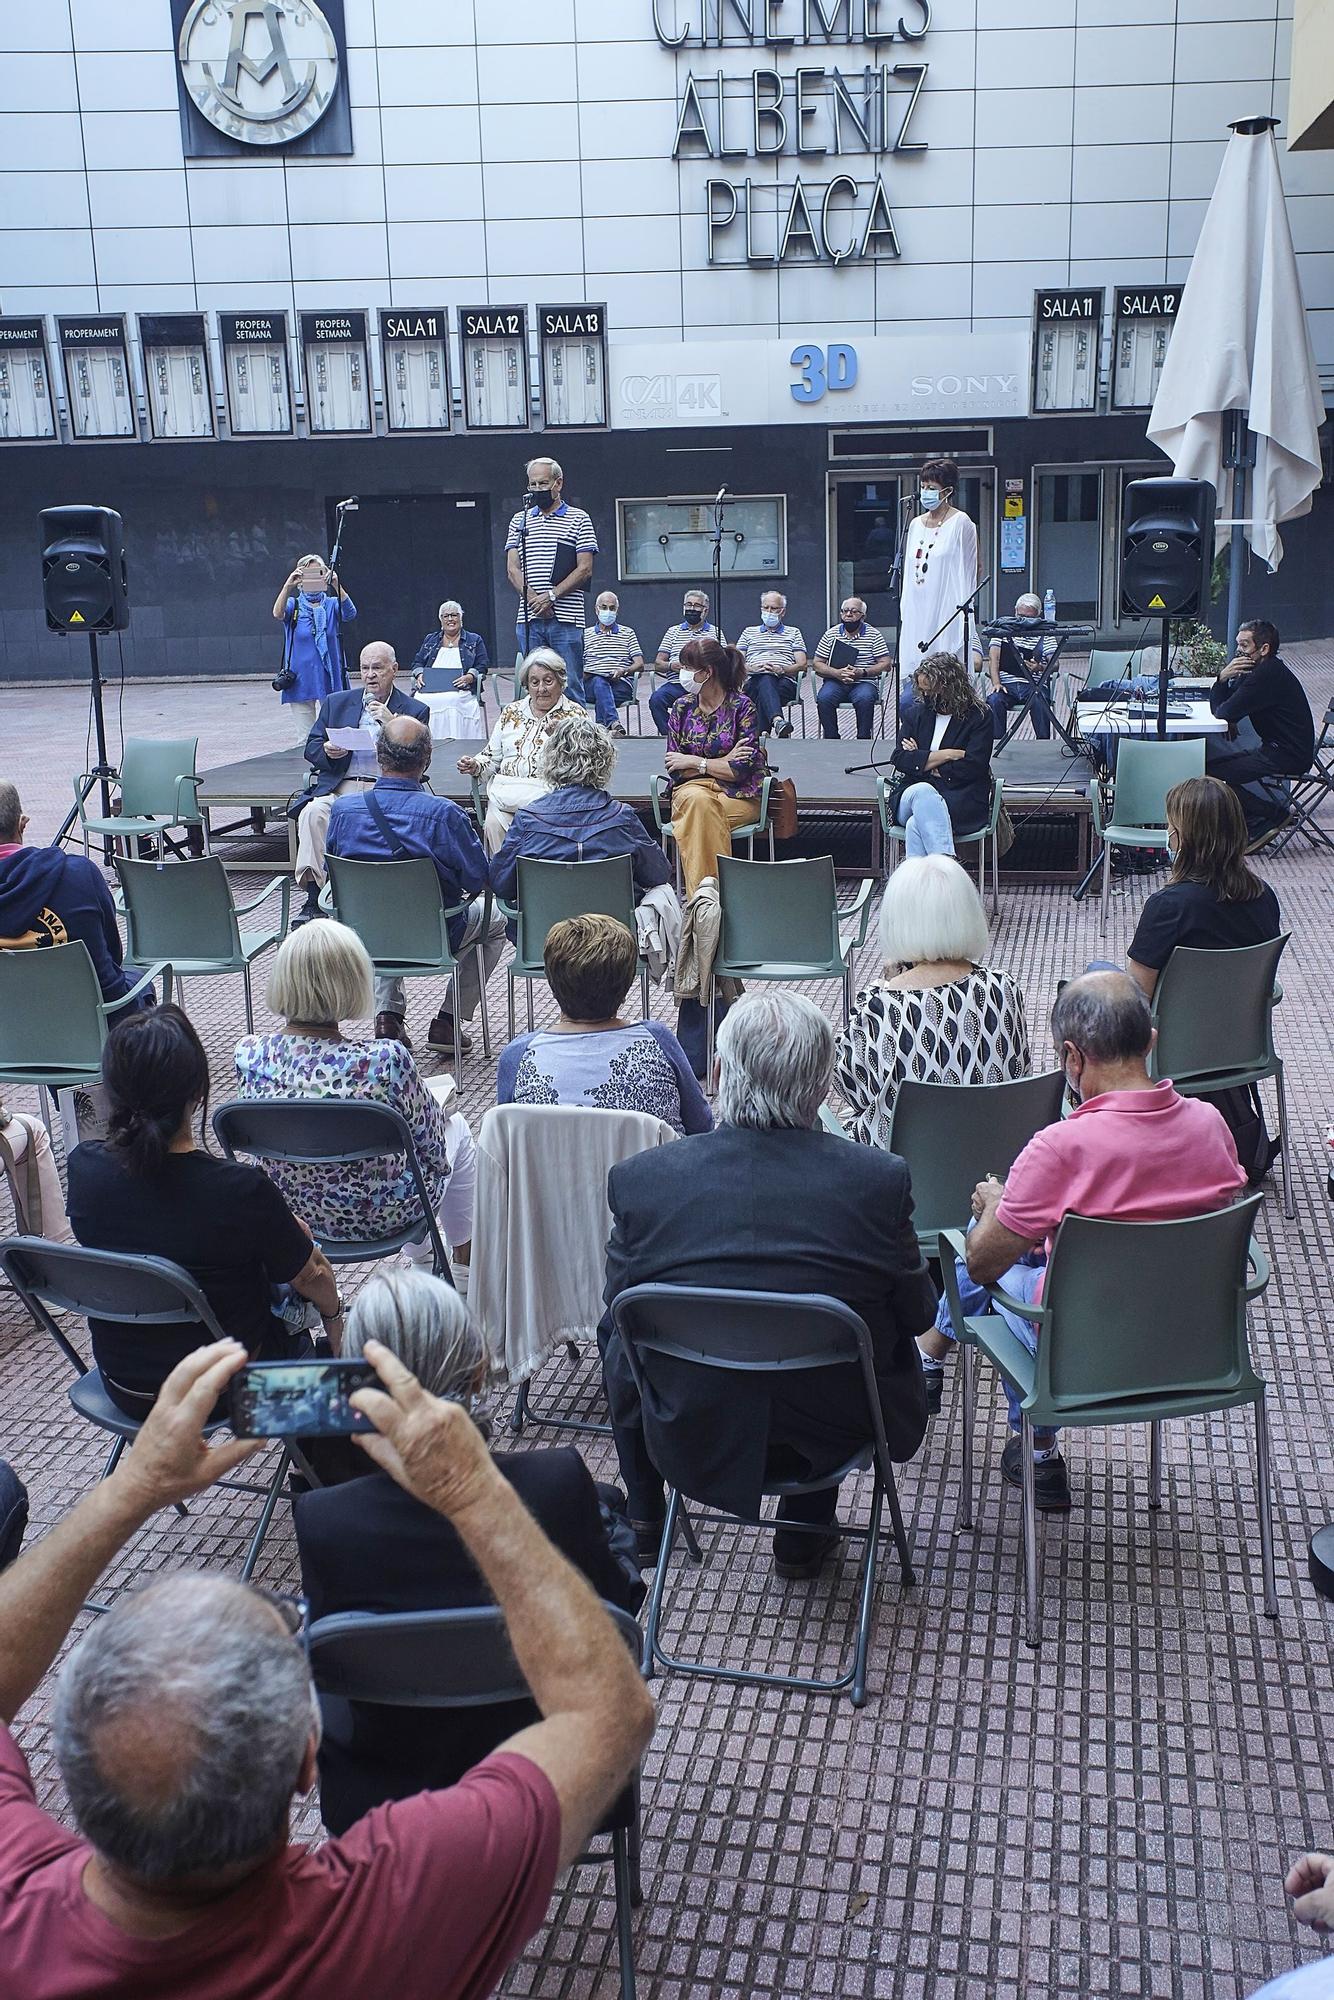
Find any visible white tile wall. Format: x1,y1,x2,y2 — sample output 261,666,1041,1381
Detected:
0,10,1329,369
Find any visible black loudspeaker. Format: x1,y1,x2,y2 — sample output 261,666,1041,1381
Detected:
40,504,129,634
1120,477,1216,619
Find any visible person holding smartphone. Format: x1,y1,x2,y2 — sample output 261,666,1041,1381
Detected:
271,553,357,745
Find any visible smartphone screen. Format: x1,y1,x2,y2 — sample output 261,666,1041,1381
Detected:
229,1359,379,1438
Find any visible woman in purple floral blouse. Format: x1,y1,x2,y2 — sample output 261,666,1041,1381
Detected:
663,637,769,893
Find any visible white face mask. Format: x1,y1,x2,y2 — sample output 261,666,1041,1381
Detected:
597,607,617,626
678,668,705,694
761,609,781,629
920,487,942,511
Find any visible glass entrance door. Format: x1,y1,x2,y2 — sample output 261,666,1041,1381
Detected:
830,470,995,646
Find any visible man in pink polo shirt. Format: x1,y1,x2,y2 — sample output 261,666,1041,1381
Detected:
924,969,1245,1510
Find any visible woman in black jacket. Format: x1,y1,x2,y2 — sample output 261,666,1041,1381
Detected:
890,649,994,855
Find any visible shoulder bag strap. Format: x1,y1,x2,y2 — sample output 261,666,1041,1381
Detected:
362,789,414,860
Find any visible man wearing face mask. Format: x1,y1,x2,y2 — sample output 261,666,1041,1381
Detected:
896,458,980,679
650,590,727,735
734,592,808,737
504,456,597,703
920,971,1244,1511
812,597,891,740
581,591,644,735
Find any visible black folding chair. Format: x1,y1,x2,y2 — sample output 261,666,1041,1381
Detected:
610,1284,916,1706
1271,695,1334,856
306,1602,646,2000
0,1236,292,1593
212,1099,450,1277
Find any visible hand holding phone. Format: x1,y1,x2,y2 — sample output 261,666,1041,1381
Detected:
229,1359,380,1438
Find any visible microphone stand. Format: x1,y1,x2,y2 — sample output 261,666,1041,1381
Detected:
710,486,726,637
517,490,534,664
326,497,356,693
886,494,913,730
846,573,994,777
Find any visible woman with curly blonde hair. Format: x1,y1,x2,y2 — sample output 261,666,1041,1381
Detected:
890,648,994,855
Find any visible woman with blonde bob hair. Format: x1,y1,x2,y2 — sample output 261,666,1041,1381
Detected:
836,854,1030,1151
234,920,476,1284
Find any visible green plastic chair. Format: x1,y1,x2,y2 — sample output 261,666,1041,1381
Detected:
650,773,775,894
116,858,290,1037
0,939,166,1129
877,773,1003,917
884,1072,1067,1263
75,737,204,860
495,855,649,1040
1090,736,1205,932
584,668,645,734
325,854,492,1063
939,1193,1274,1648
1149,935,1293,1220
706,855,875,1079
1086,648,1151,685
818,1103,851,1138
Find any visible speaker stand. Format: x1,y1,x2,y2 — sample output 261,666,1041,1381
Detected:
53,631,116,859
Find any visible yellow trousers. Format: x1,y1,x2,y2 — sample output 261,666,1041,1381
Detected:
670,779,761,895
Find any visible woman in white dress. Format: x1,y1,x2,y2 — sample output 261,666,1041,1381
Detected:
896,457,980,674
457,648,582,853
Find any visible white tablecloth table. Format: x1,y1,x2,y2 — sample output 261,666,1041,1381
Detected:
1077,697,1227,738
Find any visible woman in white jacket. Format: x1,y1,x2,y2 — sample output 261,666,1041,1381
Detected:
457,648,582,852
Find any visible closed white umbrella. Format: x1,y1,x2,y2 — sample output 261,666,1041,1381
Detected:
1146,114,1325,644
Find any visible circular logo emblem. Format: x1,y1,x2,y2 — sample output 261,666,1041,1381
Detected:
178,0,338,148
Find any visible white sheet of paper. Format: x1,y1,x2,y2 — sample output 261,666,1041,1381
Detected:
425,1074,457,1107
325,725,378,777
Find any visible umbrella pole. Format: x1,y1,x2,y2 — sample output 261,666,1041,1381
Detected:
1224,408,1252,648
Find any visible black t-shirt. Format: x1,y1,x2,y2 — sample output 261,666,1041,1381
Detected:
1208,655,1315,773
1128,879,1282,972
66,1145,312,1401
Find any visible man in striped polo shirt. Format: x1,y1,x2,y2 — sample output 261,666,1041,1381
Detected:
735,591,807,737
649,589,727,735
812,597,892,740
504,456,597,702
582,590,644,735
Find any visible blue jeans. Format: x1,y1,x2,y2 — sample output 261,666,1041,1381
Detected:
896,781,955,856
588,674,634,727
817,678,879,739
935,1250,1058,1445
749,672,798,732
650,677,682,735
988,676,1052,740
515,616,585,702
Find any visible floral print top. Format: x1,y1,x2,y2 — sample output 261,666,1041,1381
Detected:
665,691,767,800
474,693,583,783
233,1032,452,1243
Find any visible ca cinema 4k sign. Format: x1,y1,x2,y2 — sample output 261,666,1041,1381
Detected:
171,0,353,157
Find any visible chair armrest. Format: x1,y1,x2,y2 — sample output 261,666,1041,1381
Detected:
493,895,518,924
875,773,895,837
470,773,485,822
233,874,291,917
987,775,1003,833
650,772,670,832
751,772,774,836
840,874,875,950
1245,1243,1271,1299
937,1228,970,1342
938,1226,1049,1328
105,960,170,1012
172,773,202,821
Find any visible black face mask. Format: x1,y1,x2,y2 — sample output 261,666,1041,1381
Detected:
842,616,860,630
684,606,703,624
530,488,556,511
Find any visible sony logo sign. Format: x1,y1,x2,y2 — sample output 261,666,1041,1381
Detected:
911,372,1018,396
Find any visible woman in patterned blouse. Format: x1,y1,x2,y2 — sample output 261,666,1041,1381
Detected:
663,637,768,894
836,853,1031,1151
235,920,476,1287
457,646,582,853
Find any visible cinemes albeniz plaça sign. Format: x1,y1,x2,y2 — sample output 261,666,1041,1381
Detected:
655,0,935,265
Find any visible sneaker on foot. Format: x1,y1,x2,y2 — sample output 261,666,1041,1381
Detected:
609,722,628,738
772,717,795,738
1000,1435,1072,1511
921,1359,945,1418
374,1012,410,1046
291,885,323,928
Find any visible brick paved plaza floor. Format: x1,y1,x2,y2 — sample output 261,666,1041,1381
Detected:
3,648,1332,1999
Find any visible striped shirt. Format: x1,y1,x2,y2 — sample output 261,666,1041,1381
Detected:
735,622,807,676
505,500,598,627
656,620,727,670
581,623,643,676
814,623,892,675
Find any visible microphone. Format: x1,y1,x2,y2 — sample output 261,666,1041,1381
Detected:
714,484,728,506
336,494,359,511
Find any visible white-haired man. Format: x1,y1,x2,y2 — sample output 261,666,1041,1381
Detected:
598,988,936,1573
986,592,1053,741
504,456,597,703
0,1339,654,1998
735,590,808,737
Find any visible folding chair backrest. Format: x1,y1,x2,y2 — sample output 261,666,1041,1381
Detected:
116,856,240,965
886,1073,1067,1242
117,738,199,819
0,1234,228,1336
717,855,839,967
613,1283,865,1373
326,855,451,963
308,1602,641,1708
1150,935,1288,1082
1110,738,1205,828
1039,1196,1261,1412
0,939,107,1074
213,1096,413,1167
514,854,636,968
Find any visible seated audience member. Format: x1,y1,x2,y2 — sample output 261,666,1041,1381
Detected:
295,1267,645,1831
0,780,147,1008
812,596,891,742
891,651,995,857
497,914,711,1137
925,971,1246,1510
985,592,1053,741
408,599,490,692
1126,776,1282,998
837,854,1031,1154
1206,619,1315,840
235,921,475,1286
458,649,583,853
581,591,644,733
663,637,768,896
599,989,936,1569
327,715,505,1056
67,1005,342,1416
0,1339,655,1997
0,1098,75,1242
650,589,726,736
490,713,672,909
734,590,807,738
293,642,429,926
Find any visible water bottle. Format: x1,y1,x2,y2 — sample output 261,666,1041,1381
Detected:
1043,588,1056,623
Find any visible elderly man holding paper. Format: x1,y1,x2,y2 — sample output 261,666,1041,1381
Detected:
292,641,429,927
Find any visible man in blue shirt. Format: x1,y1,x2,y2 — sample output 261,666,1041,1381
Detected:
326,718,505,1054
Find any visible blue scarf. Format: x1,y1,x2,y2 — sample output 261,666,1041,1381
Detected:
299,591,333,676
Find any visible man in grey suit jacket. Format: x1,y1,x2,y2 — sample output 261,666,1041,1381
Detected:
600,989,936,1577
